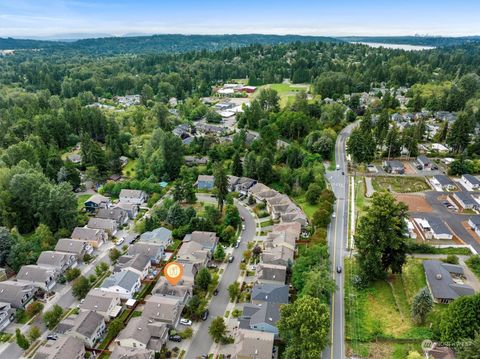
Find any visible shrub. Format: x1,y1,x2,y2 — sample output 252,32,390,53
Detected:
65,268,81,282
25,301,44,318
442,254,459,265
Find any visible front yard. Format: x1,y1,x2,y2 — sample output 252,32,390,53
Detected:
372,176,430,193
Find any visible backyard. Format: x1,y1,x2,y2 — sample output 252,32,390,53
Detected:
76,194,92,210
122,158,137,178
372,176,430,193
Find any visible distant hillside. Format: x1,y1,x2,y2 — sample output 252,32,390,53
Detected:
338,36,480,47
0,34,340,54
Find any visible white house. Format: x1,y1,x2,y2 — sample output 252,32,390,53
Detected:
461,174,480,191
100,270,141,300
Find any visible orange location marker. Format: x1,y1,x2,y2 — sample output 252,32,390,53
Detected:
164,262,184,286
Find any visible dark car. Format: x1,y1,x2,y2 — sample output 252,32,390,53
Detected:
213,288,219,296
47,334,58,340
336,265,342,273
228,255,235,263
201,309,209,321
169,335,182,342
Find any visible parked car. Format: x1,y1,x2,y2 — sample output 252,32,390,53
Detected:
116,237,125,246
213,288,219,296
180,318,192,326
336,164,340,170
332,213,336,218
201,309,209,321
336,266,342,273
47,334,58,341
235,240,240,248
241,216,245,221
228,255,235,263
242,224,246,230
207,263,218,269
169,335,182,342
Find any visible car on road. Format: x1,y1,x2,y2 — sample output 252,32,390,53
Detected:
336,164,340,170
47,334,58,340
213,288,219,296
332,213,336,218
228,255,235,263
241,216,245,221
180,318,192,326
242,224,246,230
336,265,342,273
207,263,218,269
235,239,241,248
342,171,344,175
116,237,125,246
169,335,182,342
201,309,209,321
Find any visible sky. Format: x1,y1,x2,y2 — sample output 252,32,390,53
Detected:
1,0,480,39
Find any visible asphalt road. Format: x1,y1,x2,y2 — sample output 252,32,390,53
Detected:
323,123,356,359
186,198,256,359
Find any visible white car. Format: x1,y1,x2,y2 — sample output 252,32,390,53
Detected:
180,318,192,326
116,237,125,246
242,224,246,230
332,213,336,218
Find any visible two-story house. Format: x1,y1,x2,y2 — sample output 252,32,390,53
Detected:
16,265,57,291
0,280,36,308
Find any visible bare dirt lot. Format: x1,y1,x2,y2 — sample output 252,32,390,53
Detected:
395,194,433,212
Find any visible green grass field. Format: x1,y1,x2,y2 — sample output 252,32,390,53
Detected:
372,176,430,193
122,158,137,178
256,83,311,107
76,194,92,210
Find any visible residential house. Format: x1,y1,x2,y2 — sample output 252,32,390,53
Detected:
0,281,36,308
128,242,164,264
80,288,122,320
423,260,474,304
430,143,449,153
16,265,57,291
234,329,274,359
59,310,106,347
55,238,93,258
116,202,140,219
461,174,480,191
184,156,209,166
196,175,215,190
0,302,14,331
142,294,184,327
413,217,453,240
115,95,141,107
468,216,480,237
67,153,82,164
183,231,218,254
100,270,141,300
114,254,152,280
417,155,435,170
33,335,85,359
172,124,191,138
251,284,289,305
430,175,456,191
84,194,110,212
87,218,118,236
71,227,107,248
96,207,129,226
281,208,308,228
176,241,210,268
261,240,295,267
119,189,148,205
451,191,479,211
255,263,287,285
36,251,78,273
238,302,282,337
110,346,154,359
115,316,169,351
383,160,405,174
140,227,173,248
152,277,192,305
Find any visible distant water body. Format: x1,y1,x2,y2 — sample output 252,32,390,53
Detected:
353,42,435,51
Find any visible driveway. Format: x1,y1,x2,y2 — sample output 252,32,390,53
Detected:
185,199,256,359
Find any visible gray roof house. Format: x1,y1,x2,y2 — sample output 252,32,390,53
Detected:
80,288,122,320
431,175,456,191
152,277,192,305
461,174,480,191
87,218,118,236
423,260,475,304
115,202,140,219
16,265,57,291
0,280,36,308
383,160,405,174
128,242,164,264
71,227,107,248
100,270,141,300
115,316,169,351
235,329,274,359
0,301,14,331
468,216,480,237
55,238,93,258
59,310,106,347
238,302,282,337
142,294,184,327
183,231,218,254
114,254,151,280
96,207,129,226
119,189,148,205
452,191,479,210
176,241,210,268
33,335,85,359
110,346,154,359
84,194,110,212
417,155,433,170
196,175,215,190
413,217,453,240
251,284,289,305
36,251,78,273
140,227,173,248
255,263,287,285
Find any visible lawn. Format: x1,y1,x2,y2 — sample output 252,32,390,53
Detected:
260,219,274,227
256,83,311,107
76,194,92,210
354,176,370,218
167,239,182,252
122,158,137,178
466,255,480,279
372,176,430,193
292,194,317,220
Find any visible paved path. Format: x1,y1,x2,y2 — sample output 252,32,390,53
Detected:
365,177,374,198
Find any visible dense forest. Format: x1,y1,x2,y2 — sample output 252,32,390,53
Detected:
339,35,480,47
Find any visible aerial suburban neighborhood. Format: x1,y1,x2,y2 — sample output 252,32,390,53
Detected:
1,2,480,359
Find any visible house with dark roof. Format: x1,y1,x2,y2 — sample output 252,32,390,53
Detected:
33,335,85,359
417,155,435,170
116,202,140,219
468,216,480,237
96,207,129,226
115,316,169,351
128,242,164,264
251,284,289,305
461,174,480,191
183,231,218,254
84,194,110,213
114,254,151,280
383,160,405,174
255,263,287,285
151,277,192,305
423,260,475,304
142,294,184,327
59,310,106,347
430,175,456,191
0,280,36,308
234,329,274,359
238,302,282,337
196,175,215,190
71,227,107,248
100,270,141,300
413,217,453,240
451,191,479,211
